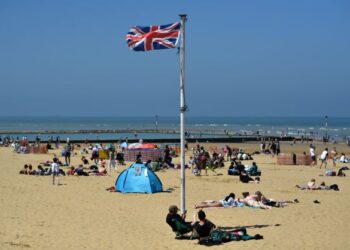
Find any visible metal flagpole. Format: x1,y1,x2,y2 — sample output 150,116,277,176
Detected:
179,14,187,214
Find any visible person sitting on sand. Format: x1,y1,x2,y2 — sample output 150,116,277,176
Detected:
145,160,153,170
19,164,29,174
75,165,89,176
194,193,244,209
192,210,264,244
166,205,192,236
239,170,260,184
339,153,349,163
227,161,239,175
81,156,89,165
242,191,271,209
27,164,35,175
337,169,346,177
89,161,107,176
245,162,260,176
191,210,216,241
296,179,319,190
67,166,76,176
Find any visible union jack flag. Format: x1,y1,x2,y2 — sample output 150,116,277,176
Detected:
126,22,181,52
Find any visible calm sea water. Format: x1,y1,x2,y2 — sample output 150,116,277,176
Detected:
0,116,349,141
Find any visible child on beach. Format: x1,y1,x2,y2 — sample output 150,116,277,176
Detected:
51,158,60,185
309,144,316,166
109,148,116,174
189,156,195,170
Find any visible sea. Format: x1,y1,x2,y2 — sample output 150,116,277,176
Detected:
0,116,349,141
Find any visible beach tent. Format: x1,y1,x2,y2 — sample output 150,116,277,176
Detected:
115,163,163,193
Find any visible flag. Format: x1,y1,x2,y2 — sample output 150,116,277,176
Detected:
126,22,181,52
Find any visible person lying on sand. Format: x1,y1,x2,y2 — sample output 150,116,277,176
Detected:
241,192,298,208
263,198,299,208
319,182,340,191
194,193,244,209
295,178,319,190
296,179,340,191
242,191,272,209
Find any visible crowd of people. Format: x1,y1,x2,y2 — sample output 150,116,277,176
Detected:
13,137,349,245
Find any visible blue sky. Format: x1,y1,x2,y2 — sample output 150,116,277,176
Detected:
0,0,349,117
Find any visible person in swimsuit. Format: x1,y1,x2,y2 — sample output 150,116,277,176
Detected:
194,193,243,209
242,191,271,209
296,178,319,190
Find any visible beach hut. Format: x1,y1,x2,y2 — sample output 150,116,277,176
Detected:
115,163,163,193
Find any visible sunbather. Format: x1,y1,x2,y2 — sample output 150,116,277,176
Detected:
296,178,319,190
319,182,340,191
194,193,244,209
242,191,271,209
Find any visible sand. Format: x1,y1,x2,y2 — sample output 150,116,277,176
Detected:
1,141,350,249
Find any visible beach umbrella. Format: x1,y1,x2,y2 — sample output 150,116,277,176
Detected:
128,143,156,150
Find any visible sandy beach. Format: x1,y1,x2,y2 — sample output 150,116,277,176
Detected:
1,141,350,250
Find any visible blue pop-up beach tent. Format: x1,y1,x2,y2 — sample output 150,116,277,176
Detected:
115,163,163,193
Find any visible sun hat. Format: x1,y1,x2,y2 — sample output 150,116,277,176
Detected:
168,205,179,213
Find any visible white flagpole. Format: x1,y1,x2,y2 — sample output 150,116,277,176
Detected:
179,14,187,214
